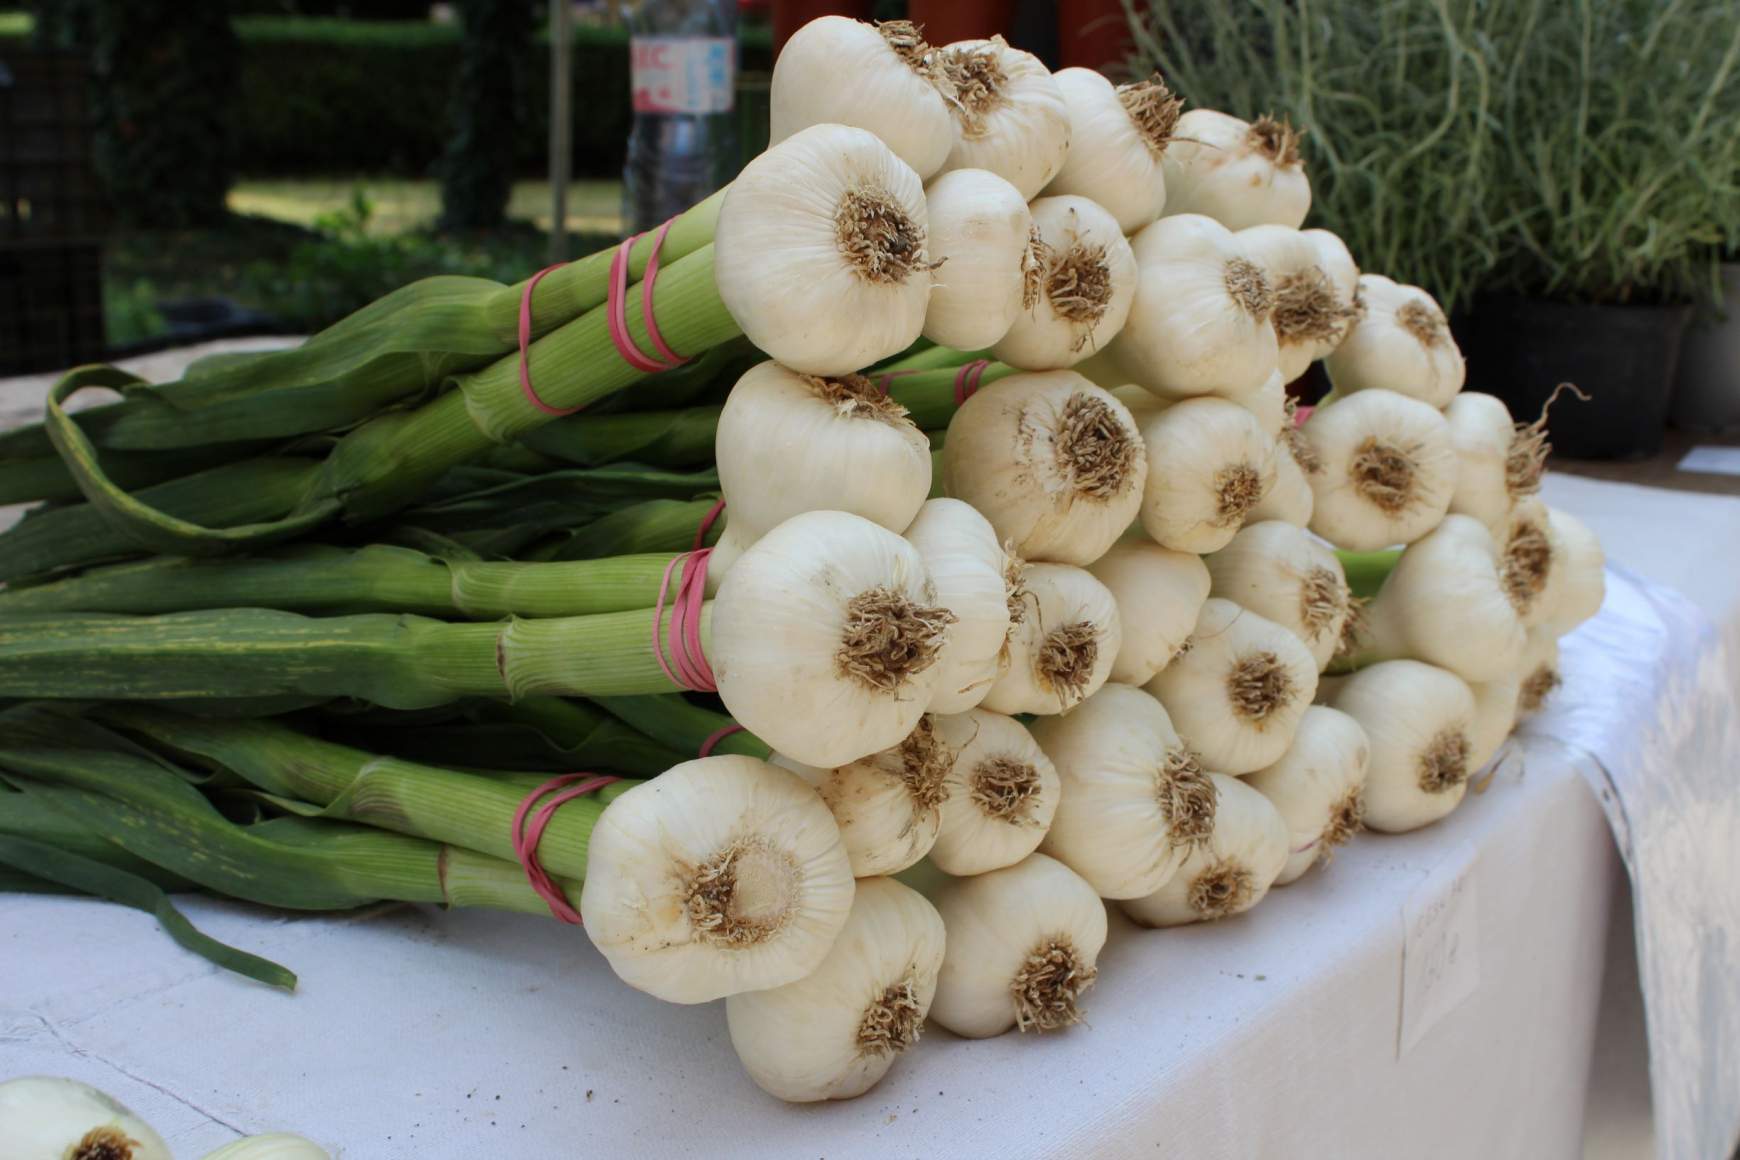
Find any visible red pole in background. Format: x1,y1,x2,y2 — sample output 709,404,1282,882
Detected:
1057,0,1137,72
907,0,1016,43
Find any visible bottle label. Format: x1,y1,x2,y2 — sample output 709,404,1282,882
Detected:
630,36,737,115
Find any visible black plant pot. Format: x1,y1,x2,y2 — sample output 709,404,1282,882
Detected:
1452,296,1692,460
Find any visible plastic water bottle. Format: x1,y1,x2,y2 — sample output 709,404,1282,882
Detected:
623,0,739,235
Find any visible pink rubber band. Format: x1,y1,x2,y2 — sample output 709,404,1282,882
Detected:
875,369,919,396
1293,404,1315,427
953,359,991,406
609,221,689,374
518,265,583,417
692,497,727,551
652,547,717,693
698,723,746,758
511,773,621,923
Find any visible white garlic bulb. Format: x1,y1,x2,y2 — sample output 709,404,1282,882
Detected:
726,876,945,1103
1326,275,1465,408
927,852,1108,1037
770,18,953,179
1137,397,1276,554
1544,508,1604,635
1206,520,1353,671
922,168,1035,350
1042,70,1180,232
1444,392,1517,538
1245,705,1369,885
1498,496,1567,630
1329,660,1476,832
983,562,1122,716
1301,389,1456,551
942,371,1147,566
1109,214,1281,399
1030,682,1217,898
1086,538,1211,685
1230,368,1289,441
1517,626,1562,719
991,196,1138,371
715,124,932,375
200,1135,331,1160
1239,225,1360,383
1121,773,1290,926
904,498,1013,714
1249,427,1317,526
1145,598,1319,774
1467,671,1523,771
0,1077,172,1160
1159,109,1311,230
581,755,855,1003
713,510,954,768
930,709,1061,876
933,36,1071,199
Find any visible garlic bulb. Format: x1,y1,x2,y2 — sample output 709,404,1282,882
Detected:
1030,682,1217,898
942,371,1146,565
1249,425,1316,526
770,18,953,179
1302,388,1456,551
1109,214,1280,399
1159,109,1311,230
930,709,1061,875
1545,508,1605,635
200,1135,331,1160
776,715,957,877
904,498,1012,713
922,169,1035,349
983,562,1121,715
1205,520,1352,670
1043,70,1180,232
712,361,932,567
1517,626,1562,719
581,755,854,1003
713,510,955,768
1329,660,1476,832
1245,705,1369,885
715,123,932,376
1121,774,1290,926
1445,392,1516,537
933,36,1070,199
726,876,945,1103
1467,672,1522,771
1325,275,1465,408
1086,538,1211,685
1498,496,1566,629
991,196,1138,371
1137,397,1276,553
1231,368,1288,440
0,1076,173,1160
1146,598,1318,774
927,852,1108,1037
1240,226,1360,382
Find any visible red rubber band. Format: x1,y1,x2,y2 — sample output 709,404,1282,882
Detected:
609,221,689,374
518,265,584,417
1293,404,1315,427
511,773,621,923
875,369,919,396
954,359,991,406
693,497,727,551
652,547,717,693
698,723,746,758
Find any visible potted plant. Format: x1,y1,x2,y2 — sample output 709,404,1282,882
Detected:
1127,0,1740,458
1671,252,1740,434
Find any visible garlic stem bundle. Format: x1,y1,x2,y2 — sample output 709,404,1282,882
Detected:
1086,538,1211,685
1359,514,1526,683
1121,774,1290,927
712,360,933,566
927,852,1108,1037
726,876,945,1102
922,169,1035,349
1043,70,1181,232
1467,672,1523,770
1240,226,1360,383
715,123,933,376
1245,705,1369,885
1159,109,1312,230
991,196,1138,371
983,562,1121,715
0,1076,173,1160
1517,626,1562,719
1030,682,1217,898
581,755,856,1003
1545,508,1605,635
1206,520,1352,670
1445,392,1518,536
930,709,1061,875
1328,660,1476,832
1325,275,1465,408
1145,598,1318,774
1302,389,1456,551
770,18,953,179
1250,419,1317,527
1110,214,1280,399
942,371,1147,565
904,499,1013,713
1137,397,1276,554
713,510,955,768
933,36,1071,199
200,1135,332,1160
776,715,957,877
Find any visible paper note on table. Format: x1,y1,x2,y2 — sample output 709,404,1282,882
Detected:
1677,445,1740,477
1398,844,1481,1057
